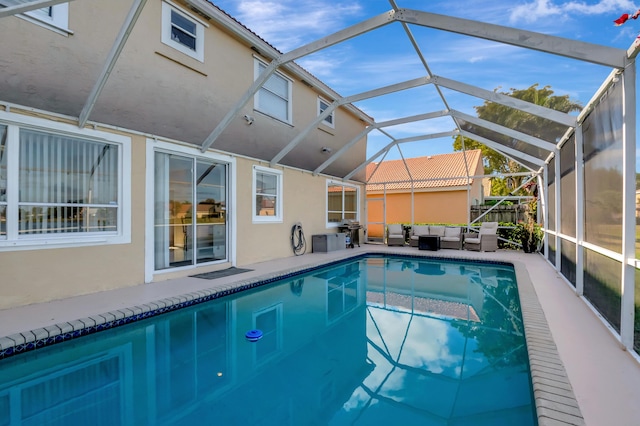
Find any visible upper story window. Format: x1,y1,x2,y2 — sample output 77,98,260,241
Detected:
326,181,358,226
0,112,131,250
318,98,335,128
161,1,205,62
252,165,282,223
1,1,69,33
254,59,292,124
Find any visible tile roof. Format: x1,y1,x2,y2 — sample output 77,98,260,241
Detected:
366,149,482,191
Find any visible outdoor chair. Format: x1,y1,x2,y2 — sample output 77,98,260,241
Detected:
463,222,498,252
440,226,463,250
409,225,431,247
386,224,405,246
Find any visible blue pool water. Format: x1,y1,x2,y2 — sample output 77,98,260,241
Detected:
0,255,536,425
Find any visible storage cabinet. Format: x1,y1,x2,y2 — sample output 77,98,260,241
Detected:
312,233,346,253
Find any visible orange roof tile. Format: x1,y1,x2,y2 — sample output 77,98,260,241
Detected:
366,150,482,191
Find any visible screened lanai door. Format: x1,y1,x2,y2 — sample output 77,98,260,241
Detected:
365,197,384,243
154,152,227,270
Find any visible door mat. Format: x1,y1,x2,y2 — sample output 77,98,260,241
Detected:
190,267,253,280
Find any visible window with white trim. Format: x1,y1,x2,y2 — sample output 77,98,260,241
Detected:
252,304,282,365
327,181,358,226
254,59,292,123
0,114,130,249
326,262,359,323
1,1,69,32
0,346,132,423
252,165,282,223
161,2,204,62
318,97,335,128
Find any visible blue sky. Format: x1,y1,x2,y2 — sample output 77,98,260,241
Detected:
212,0,640,164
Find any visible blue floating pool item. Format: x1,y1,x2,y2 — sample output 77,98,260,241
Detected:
245,329,263,342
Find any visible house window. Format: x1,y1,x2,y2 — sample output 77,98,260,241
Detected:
154,302,232,414
0,346,132,423
326,263,359,323
252,166,282,223
0,114,131,250
254,59,292,124
327,181,358,226
1,1,69,33
152,150,228,270
252,304,282,364
161,2,204,62
318,98,335,128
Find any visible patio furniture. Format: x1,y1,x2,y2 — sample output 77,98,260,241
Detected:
463,222,499,252
409,225,431,247
408,224,446,246
386,224,405,246
312,233,346,252
338,219,362,248
440,226,463,250
418,235,440,251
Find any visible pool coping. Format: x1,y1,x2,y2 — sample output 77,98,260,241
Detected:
0,250,584,425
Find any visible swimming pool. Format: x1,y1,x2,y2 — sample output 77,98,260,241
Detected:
0,255,537,425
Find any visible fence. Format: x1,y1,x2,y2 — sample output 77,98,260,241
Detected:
470,204,528,224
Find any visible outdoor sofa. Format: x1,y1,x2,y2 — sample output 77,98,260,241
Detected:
409,225,463,249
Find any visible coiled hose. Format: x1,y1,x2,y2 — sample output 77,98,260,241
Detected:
291,222,306,256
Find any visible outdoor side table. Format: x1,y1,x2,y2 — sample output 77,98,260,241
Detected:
418,235,441,251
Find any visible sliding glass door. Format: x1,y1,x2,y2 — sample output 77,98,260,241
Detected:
154,152,227,270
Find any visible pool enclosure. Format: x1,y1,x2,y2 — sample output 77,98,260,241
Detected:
1,1,638,359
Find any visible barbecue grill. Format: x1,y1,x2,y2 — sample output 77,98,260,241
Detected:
338,220,362,248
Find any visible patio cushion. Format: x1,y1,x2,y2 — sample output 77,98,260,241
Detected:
429,225,445,236
444,227,461,237
441,236,459,242
387,224,403,235
412,225,430,236
479,222,498,234
387,224,404,240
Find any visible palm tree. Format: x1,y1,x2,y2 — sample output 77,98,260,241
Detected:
453,84,582,195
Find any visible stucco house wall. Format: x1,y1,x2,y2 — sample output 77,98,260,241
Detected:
365,151,484,239
366,189,472,239
0,1,368,309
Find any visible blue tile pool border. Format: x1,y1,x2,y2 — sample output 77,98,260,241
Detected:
0,250,584,425
0,252,366,359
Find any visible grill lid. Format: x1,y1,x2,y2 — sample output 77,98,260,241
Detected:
340,219,362,229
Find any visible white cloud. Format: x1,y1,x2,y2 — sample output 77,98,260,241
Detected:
509,0,637,24
298,51,427,95
296,56,344,78
468,56,486,63
421,37,523,68
228,0,365,51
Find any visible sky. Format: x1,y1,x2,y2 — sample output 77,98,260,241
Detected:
212,0,640,164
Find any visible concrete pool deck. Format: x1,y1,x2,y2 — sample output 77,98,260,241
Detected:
1,244,639,425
